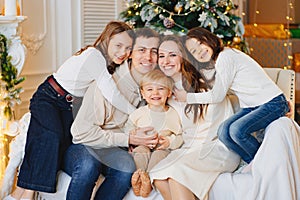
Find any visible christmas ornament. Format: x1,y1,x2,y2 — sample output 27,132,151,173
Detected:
119,0,248,53
233,36,241,44
163,17,175,28
226,5,231,11
174,2,183,13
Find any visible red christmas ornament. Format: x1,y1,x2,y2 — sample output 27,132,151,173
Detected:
163,18,175,28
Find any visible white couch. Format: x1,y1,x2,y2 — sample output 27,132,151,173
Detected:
264,68,295,118
1,68,297,200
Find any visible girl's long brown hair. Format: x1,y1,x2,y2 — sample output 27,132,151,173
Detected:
75,21,134,74
183,27,226,122
159,35,209,123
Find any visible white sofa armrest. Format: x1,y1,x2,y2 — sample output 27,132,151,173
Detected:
263,68,295,118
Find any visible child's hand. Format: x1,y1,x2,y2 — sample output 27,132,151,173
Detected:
285,100,294,118
156,135,170,150
173,88,187,102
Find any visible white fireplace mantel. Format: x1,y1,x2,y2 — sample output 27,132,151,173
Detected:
0,15,27,76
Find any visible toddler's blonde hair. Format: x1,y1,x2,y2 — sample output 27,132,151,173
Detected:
140,69,174,91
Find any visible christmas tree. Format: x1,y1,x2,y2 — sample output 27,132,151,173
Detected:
120,0,248,52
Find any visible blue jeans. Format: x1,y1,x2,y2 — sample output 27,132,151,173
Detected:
17,76,74,192
218,94,289,163
63,144,136,200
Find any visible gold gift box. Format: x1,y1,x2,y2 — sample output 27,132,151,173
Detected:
244,24,290,39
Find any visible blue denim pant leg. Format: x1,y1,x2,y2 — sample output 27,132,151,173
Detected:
63,144,102,200
219,94,289,163
63,146,135,200
93,147,136,200
17,79,73,192
218,109,251,162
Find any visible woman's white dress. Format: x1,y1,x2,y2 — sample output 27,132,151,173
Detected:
149,97,240,199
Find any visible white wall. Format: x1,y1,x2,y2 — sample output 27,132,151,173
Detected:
14,0,57,118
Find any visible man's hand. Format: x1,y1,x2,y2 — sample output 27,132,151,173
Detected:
129,127,158,149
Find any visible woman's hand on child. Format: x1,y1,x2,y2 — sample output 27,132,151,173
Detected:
173,88,187,102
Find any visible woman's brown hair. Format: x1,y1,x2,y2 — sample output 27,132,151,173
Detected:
159,35,209,123
75,21,134,74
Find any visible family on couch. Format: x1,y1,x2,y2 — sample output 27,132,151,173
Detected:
5,20,292,200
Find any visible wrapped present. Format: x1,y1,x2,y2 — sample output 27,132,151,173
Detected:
294,53,300,72
290,29,300,38
244,24,289,39
245,37,300,69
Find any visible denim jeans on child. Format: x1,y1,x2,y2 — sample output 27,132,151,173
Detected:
63,144,136,200
17,76,73,192
217,93,289,163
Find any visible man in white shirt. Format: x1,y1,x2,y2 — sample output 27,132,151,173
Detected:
63,28,161,200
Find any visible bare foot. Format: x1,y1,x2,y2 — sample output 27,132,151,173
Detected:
140,171,152,197
131,169,142,196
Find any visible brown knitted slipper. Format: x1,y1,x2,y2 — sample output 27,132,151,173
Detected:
140,171,152,197
131,169,142,196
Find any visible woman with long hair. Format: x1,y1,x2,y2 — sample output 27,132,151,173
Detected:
150,35,239,200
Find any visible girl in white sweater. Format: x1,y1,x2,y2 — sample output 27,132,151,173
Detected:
180,27,290,164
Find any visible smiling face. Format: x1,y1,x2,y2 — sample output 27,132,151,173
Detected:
158,40,183,82
185,38,213,63
107,31,133,65
130,36,160,75
141,83,172,110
